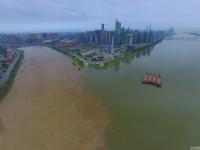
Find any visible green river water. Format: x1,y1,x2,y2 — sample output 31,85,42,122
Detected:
83,34,200,150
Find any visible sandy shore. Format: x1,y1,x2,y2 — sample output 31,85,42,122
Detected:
0,46,110,150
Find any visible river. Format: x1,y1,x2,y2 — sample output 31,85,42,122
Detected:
83,34,200,150
0,34,199,150
0,46,110,150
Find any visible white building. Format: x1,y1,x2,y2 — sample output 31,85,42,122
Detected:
80,49,96,57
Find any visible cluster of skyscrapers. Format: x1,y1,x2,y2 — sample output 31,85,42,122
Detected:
76,24,114,46
76,19,170,48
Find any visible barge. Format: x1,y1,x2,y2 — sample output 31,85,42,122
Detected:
142,72,162,87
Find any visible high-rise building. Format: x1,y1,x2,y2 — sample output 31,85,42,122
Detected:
106,31,114,45
146,26,149,43
105,31,111,44
125,34,133,46
111,36,114,49
75,20,167,46
120,27,126,46
114,19,121,47
101,24,104,31
148,25,152,43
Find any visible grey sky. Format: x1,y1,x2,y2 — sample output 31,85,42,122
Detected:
0,0,199,32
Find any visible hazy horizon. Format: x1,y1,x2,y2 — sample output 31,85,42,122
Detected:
0,0,200,33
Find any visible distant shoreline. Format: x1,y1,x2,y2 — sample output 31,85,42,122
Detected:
50,40,162,70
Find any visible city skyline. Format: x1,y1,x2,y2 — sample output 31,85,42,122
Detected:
76,19,170,48
0,0,200,33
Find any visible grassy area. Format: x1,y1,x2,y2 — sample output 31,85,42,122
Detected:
52,46,119,70
50,40,163,70
0,51,24,102
124,44,152,59
123,40,164,60
91,57,120,70
102,57,120,69
53,47,85,68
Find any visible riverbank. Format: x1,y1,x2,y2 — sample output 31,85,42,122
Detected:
49,43,157,70
0,46,110,150
52,47,85,68
0,50,24,102
92,42,161,70
123,41,162,60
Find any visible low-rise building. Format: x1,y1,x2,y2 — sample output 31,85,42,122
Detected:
80,49,96,57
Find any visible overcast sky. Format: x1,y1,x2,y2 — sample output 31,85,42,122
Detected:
0,0,199,32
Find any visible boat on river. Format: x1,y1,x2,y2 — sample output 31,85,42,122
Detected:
142,72,162,87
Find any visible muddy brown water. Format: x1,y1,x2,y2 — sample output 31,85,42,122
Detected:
0,46,110,150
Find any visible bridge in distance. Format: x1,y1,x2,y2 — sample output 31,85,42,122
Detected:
165,33,200,41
